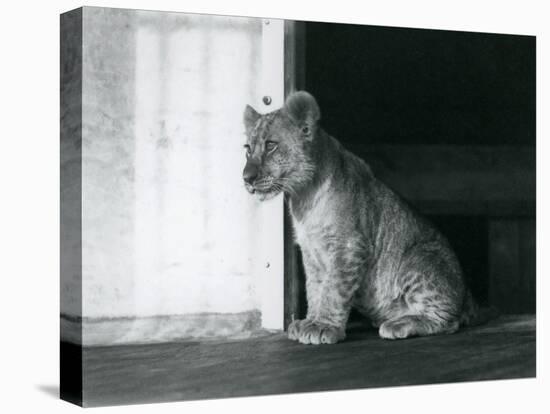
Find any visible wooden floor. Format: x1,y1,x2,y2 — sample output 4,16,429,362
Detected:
81,315,536,407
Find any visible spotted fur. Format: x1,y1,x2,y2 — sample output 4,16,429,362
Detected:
242,91,484,344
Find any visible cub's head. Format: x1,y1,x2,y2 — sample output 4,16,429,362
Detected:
242,91,321,201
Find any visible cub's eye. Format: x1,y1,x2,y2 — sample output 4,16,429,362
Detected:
243,144,251,157
265,141,278,153
301,126,310,135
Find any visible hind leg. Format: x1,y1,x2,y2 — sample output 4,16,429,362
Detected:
379,314,459,340
378,245,465,340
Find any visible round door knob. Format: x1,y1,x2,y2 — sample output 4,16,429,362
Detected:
263,96,272,105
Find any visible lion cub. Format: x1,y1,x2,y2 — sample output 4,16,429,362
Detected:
242,91,481,344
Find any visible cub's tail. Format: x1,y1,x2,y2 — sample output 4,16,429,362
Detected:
459,290,499,327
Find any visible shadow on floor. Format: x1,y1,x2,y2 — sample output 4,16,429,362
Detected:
36,384,59,399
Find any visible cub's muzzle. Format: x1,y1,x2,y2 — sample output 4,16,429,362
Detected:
242,161,259,185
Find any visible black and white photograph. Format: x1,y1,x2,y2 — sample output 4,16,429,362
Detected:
1,1,546,413
59,5,536,407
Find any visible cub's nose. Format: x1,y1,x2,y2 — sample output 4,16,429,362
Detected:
243,163,259,185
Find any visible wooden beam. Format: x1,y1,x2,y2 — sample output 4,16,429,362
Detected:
519,219,536,313
283,21,306,329
349,144,535,216
489,219,536,313
284,20,305,95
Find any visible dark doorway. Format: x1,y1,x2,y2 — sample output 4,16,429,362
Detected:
284,21,536,325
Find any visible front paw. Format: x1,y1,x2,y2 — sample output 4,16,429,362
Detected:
287,319,345,345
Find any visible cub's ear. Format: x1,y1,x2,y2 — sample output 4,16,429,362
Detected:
284,91,321,125
243,104,261,135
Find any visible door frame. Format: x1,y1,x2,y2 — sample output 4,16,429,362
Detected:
283,20,307,329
